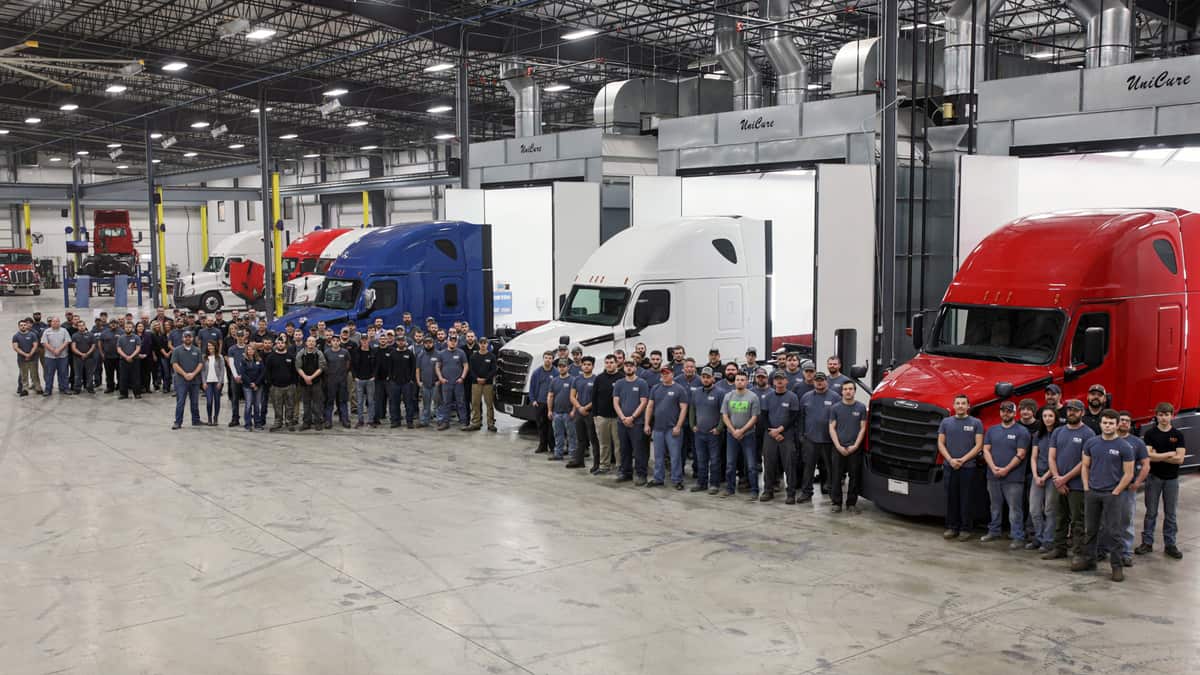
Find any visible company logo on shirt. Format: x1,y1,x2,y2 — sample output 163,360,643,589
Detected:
963,425,975,432
782,402,791,408
852,411,861,417
728,400,751,413
1006,434,1016,440
1072,437,1083,443
631,387,639,392
1108,448,1121,456
667,391,676,397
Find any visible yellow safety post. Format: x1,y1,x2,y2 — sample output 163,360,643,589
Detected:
22,201,32,249
156,186,168,307
199,204,209,262
361,191,369,228
272,172,283,317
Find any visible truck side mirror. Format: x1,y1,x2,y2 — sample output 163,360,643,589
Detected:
135,232,143,243
911,313,925,351
849,364,869,379
835,328,856,368
1082,326,1105,368
994,382,1014,399
362,288,376,311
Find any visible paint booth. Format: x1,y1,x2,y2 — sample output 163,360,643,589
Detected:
647,94,879,371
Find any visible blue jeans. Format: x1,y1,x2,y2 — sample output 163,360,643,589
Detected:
1122,489,1137,557
987,480,1026,540
204,382,222,421
726,432,758,494
552,412,576,459
420,385,436,424
1029,480,1057,547
173,375,201,425
652,429,684,484
389,381,416,425
438,381,466,424
160,358,173,391
325,378,350,424
694,430,722,488
1142,475,1179,547
243,385,264,428
43,356,69,393
355,379,375,424
617,419,647,479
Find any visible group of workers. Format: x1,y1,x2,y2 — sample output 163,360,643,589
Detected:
937,384,1186,583
11,308,499,433
11,310,1186,579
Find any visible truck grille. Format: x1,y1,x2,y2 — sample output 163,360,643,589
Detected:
496,349,532,406
283,285,297,305
9,270,33,285
868,398,947,483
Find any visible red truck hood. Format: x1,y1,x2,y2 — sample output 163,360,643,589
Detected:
874,353,1053,412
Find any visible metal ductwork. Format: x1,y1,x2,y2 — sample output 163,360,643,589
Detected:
943,0,1007,96
714,8,763,110
1063,0,1133,67
760,0,808,105
500,57,542,137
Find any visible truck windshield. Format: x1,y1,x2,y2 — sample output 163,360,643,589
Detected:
316,258,334,274
0,252,32,264
202,256,224,273
316,279,360,310
280,257,298,278
98,227,126,238
927,305,1065,365
559,286,630,326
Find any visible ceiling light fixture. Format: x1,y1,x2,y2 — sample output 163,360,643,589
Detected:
105,84,127,93
49,157,62,162
190,121,210,129
360,145,378,150
59,103,79,111
24,117,40,124
152,158,162,163
183,152,198,158
279,133,298,139
346,120,368,127
562,28,599,41
116,164,129,169
426,105,453,114
323,87,349,97
0,130,9,135
424,63,453,73
228,143,245,149
806,83,824,90
163,61,188,72
1030,51,1055,60
150,132,163,139
106,143,122,148
246,27,276,40
76,150,89,156
433,133,456,141
250,107,273,114
543,83,570,92
218,17,251,40
303,153,321,158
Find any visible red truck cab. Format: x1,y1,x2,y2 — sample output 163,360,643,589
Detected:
80,210,140,277
864,208,1200,517
280,228,350,282
0,248,40,295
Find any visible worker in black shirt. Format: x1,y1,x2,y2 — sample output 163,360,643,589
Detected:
351,334,379,427
374,332,396,426
1138,402,1186,559
467,339,498,432
387,336,417,429
591,354,622,474
265,336,298,431
1081,384,1107,434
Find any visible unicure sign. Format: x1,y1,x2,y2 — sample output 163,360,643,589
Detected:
739,116,776,131
519,143,543,154
1126,71,1192,91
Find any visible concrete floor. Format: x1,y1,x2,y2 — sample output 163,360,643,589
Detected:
2,296,1198,675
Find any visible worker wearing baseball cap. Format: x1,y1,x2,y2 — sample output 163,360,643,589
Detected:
981,401,1031,548
1042,399,1095,562
1082,384,1108,434
690,366,725,494
645,365,689,489
1044,383,1065,420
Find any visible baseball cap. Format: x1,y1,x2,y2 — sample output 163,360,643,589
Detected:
570,344,583,354
700,366,714,376
1065,399,1085,411
754,367,767,376
708,348,720,355
557,343,569,350
999,401,1016,412
1045,383,1062,395
1088,384,1107,394
746,347,757,355
659,366,672,374
813,372,828,381
771,371,788,381
801,359,815,371
182,330,194,337
557,358,570,367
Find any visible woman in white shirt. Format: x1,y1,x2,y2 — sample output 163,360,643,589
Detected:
202,341,226,426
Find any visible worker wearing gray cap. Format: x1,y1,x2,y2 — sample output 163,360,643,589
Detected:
569,344,584,377
169,330,203,429
1043,399,1094,562
689,365,725,493
760,371,801,503
739,347,763,379
799,372,838,501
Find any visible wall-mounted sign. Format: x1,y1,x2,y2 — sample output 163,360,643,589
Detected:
505,135,557,163
716,105,802,143
1082,55,1200,112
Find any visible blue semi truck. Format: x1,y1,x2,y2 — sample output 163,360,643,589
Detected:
270,221,494,336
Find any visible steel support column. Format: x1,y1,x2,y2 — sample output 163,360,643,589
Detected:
70,157,82,269
877,0,900,375
23,201,32,250
272,171,283,318
257,94,276,320
457,32,470,189
145,121,161,308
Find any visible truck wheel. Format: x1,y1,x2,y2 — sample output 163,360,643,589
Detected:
32,287,41,296
201,292,222,312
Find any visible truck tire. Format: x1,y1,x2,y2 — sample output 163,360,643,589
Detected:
201,291,223,313
32,287,41,296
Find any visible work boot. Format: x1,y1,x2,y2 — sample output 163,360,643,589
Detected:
980,534,1002,543
437,423,449,431
633,477,647,486
1165,545,1184,559
342,421,351,429
1041,549,1067,560
785,496,796,505
1070,557,1096,572
1024,541,1041,550
487,425,498,432
831,504,842,513
269,424,282,433
708,487,720,495
299,423,311,432
1134,543,1152,555
355,421,364,429
228,419,240,427
1111,565,1125,582
943,529,959,540
565,460,585,469
1121,556,1133,567
957,531,972,542
758,491,774,503
645,480,664,487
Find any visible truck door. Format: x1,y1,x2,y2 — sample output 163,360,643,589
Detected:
619,284,677,354
437,275,466,324
221,257,245,305
1066,309,1115,399
360,276,402,327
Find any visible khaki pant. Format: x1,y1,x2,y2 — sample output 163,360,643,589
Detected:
470,382,495,427
347,371,357,414
271,384,296,427
17,358,40,393
594,416,621,470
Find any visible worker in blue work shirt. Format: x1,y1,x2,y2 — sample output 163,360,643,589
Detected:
828,381,868,513
1115,411,1150,567
528,351,555,453
434,333,469,431
196,317,223,356
690,366,726,494
115,322,143,399
1078,409,1135,581
677,358,701,477
1042,400,1094,562
547,358,578,462
98,319,120,393
70,317,99,394
798,372,837,502
938,394,984,540
981,401,1031,548
612,359,650,484
639,351,663,390
568,355,597,469
645,365,689,489
760,371,800,503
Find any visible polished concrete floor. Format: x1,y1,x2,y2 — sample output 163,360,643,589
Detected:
2,297,1198,675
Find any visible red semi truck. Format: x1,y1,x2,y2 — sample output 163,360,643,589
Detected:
0,248,41,295
79,209,140,277
229,227,349,306
864,208,1200,517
